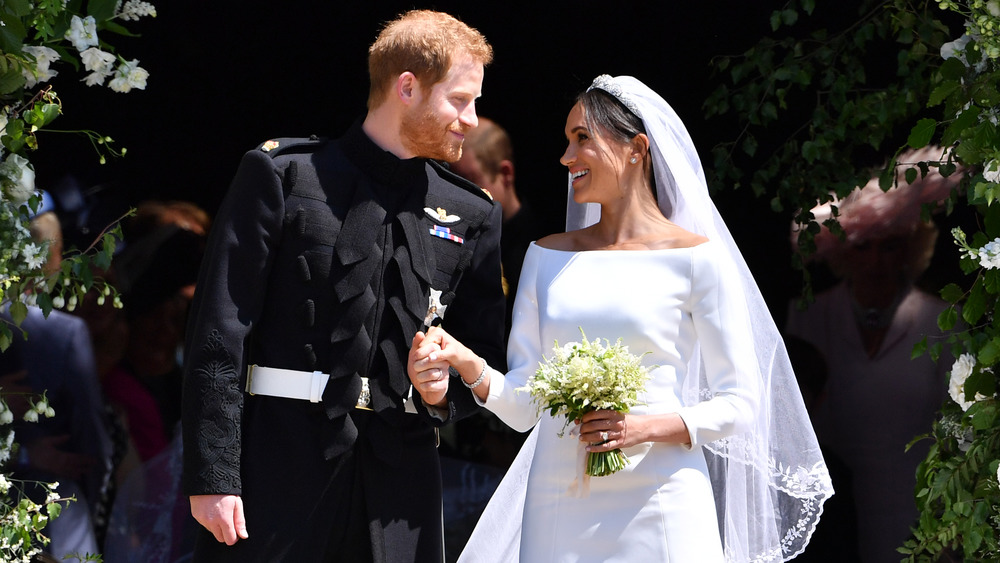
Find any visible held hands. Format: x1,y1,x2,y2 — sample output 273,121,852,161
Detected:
408,330,449,407
190,494,249,545
408,326,484,407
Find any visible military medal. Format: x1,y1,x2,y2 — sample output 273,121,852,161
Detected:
428,225,464,244
424,288,447,328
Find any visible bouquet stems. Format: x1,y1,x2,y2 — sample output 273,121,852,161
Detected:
586,448,630,476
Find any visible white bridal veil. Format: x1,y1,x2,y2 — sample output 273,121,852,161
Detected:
461,75,833,563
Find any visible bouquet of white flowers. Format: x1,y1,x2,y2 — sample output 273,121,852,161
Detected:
520,329,651,476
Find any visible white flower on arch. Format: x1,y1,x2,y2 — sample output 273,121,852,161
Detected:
108,59,148,93
64,15,99,52
949,353,990,411
80,48,116,87
20,46,60,88
0,154,36,204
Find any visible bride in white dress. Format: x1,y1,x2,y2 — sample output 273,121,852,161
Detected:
408,75,833,562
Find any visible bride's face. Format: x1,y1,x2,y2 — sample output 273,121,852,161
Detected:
560,102,630,205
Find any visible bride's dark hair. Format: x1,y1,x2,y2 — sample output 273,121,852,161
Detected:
577,88,656,199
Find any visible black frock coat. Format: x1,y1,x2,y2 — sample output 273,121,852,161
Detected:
180,121,506,562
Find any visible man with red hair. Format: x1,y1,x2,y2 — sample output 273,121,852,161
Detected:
182,10,504,562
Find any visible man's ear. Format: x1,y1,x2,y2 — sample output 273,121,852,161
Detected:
498,159,516,190
397,72,421,107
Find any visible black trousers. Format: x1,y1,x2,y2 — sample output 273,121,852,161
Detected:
193,401,443,563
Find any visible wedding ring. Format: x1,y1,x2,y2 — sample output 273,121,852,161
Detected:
600,431,609,442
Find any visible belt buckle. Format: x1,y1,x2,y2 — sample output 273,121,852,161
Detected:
246,364,257,395
356,376,373,411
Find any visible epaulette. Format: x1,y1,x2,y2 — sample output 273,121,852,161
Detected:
428,159,495,203
255,135,328,158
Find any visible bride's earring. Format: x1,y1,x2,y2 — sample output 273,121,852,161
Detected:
629,156,638,164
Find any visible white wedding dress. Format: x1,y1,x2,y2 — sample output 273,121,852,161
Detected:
465,240,760,562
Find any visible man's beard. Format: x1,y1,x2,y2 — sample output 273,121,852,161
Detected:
400,105,464,162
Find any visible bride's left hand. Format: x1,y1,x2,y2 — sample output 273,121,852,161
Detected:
579,410,634,451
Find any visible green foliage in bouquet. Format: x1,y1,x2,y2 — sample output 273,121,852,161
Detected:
520,328,651,477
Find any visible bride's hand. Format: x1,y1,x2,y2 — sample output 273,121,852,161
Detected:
408,330,450,407
580,410,632,451
580,411,692,449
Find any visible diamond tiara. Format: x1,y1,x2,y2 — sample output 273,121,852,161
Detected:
586,74,640,116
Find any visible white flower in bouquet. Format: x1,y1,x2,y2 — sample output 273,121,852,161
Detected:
0,154,36,204
81,48,117,87
109,59,149,93
520,328,651,476
949,353,989,411
64,15,99,52
20,46,60,88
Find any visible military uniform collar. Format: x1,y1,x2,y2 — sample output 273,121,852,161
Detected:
340,119,427,188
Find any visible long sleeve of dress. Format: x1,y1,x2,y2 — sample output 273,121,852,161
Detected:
482,245,543,432
676,242,759,447
435,201,508,422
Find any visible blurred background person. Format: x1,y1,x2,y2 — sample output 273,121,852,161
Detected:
785,146,961,563
102,201,208,466
450,117,551,337
3,198,114,560
99,200,209,562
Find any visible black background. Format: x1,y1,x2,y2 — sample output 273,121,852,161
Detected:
30,1,873,320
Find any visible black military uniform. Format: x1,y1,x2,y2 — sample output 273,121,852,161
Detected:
181,120,506,562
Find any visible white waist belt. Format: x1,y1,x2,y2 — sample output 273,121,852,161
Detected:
246,364,418,413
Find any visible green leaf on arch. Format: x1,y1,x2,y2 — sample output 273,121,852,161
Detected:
907,118,937,149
